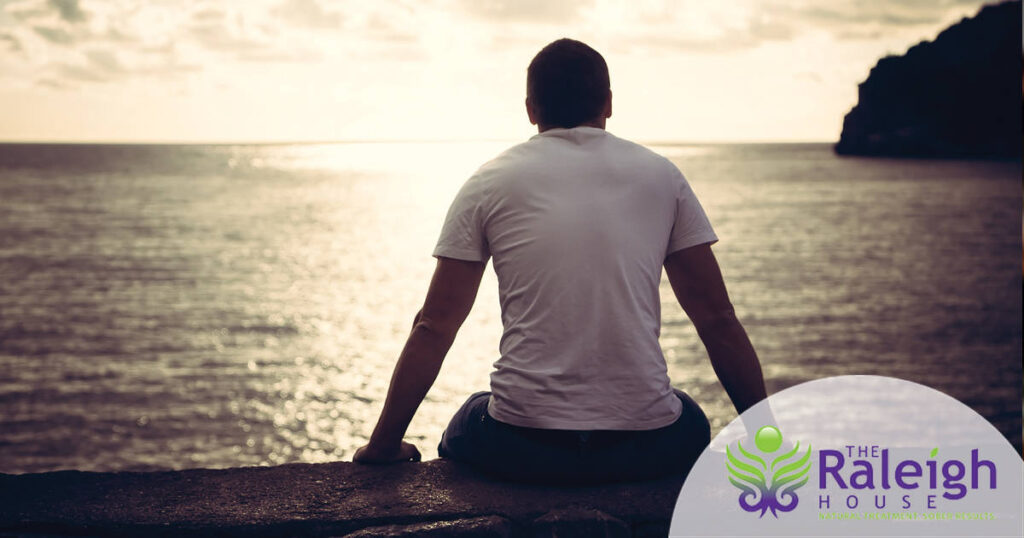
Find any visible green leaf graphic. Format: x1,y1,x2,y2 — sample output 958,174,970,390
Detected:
727,443,765,485
737,439,767,471
771,441,802,472
726,459,762,487
772,443,812,488
930,447,938,458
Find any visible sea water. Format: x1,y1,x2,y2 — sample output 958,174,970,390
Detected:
0,142,1019,473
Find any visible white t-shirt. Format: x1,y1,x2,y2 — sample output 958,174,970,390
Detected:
433,126,718,430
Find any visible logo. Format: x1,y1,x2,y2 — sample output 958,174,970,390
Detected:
726,425,812,518
673,377,1023,537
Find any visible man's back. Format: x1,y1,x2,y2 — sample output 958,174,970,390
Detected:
433,126,718,430
354,39,764,485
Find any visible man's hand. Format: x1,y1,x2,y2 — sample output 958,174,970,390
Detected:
353,257,486,466
353,441,421,464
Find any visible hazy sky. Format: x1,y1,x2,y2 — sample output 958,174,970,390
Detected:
0,0,998,143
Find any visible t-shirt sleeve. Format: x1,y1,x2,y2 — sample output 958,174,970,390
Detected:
666,167,718,255
432,176,491,262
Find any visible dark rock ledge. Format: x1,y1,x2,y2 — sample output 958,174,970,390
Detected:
0,460,685,537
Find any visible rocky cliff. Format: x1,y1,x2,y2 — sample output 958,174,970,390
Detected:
835,0,1022,158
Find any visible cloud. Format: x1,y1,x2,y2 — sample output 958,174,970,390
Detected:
35,77,69,89
83,48,120,72
768,0,992,40
5,0,996,96
4,0,86,23
803,0,985,25
49,45,200,86
10,0,91,47
747,14,797,41
190,8,223,23
627,34,757,54
3,1,339,92
360,10,418,42
0,31,22,51
455,0,594,24
236,48,322,63
187,12,268,53
602,6,799,55
600,0,992,53
184,6,322,63
32,24,72,44
4,2,49,22
47,0,85,23
270,0,343,29
55,60,106,81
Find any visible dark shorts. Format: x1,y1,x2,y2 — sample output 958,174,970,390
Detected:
437,389,710,485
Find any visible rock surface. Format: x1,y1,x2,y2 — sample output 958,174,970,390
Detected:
835,0,1022,159
0,459,685,537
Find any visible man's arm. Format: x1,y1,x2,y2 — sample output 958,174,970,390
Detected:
352,256,486,464
665,243,767,415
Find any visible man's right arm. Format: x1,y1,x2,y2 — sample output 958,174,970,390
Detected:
664,243,767,415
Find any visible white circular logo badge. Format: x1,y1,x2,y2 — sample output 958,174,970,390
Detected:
670,375,1023,537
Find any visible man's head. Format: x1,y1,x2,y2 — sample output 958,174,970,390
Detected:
526,38,612,131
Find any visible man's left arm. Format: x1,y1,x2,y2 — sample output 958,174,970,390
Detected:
352,256,486,464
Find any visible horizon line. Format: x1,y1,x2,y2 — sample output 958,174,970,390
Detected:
0,137,838,146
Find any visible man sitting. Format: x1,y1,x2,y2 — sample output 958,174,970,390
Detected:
354,38,767,484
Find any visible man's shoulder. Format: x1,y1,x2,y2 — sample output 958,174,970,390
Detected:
464,138,544,184
602,131,679,171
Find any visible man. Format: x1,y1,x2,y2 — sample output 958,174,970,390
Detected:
353,38,767,483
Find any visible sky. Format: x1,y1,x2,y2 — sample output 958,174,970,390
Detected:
0,0,1002,143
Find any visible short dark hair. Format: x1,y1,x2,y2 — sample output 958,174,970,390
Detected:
527,38,610,129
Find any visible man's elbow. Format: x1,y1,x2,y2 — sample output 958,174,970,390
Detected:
692,307,741,339
410,315,460,343
411,309,423,329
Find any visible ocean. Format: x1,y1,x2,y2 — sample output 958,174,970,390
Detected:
0,141,1020,474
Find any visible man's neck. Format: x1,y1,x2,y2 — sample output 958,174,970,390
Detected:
537,118,606,133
